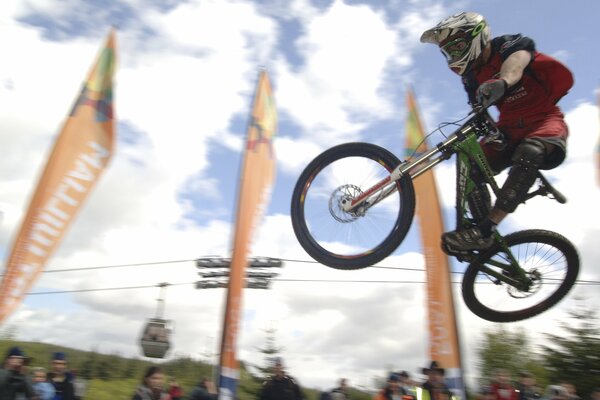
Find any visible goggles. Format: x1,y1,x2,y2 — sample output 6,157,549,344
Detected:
440,36,470,63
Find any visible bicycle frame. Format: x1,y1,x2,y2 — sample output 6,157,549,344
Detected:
340,109,534,290
447,133,531,289
342,110,496,214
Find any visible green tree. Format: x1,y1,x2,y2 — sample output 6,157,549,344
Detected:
80,349,97,379
476,326,547,385
122,358,139,380
96,359,111,381
238,327,282,399
80,358,95,380
107,352,122,379
541,304,600,398
254,327,283,380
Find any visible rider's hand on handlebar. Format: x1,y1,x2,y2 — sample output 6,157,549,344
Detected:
476,78,508,108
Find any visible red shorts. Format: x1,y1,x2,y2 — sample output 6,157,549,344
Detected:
481,110,568,172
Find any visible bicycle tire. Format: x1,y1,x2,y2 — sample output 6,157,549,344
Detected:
290,142,416,270
462,229,579,322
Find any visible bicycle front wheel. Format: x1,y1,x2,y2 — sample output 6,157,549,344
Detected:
462,229,579,322
290,142,415,270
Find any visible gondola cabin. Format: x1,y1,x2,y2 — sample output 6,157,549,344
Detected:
140,283,172,359
140,317,171,358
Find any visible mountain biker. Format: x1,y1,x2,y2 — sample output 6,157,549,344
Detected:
420,12,574,251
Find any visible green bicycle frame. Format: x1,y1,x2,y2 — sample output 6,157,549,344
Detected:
453,133,531,290
341,110,532,290
454,133,499,229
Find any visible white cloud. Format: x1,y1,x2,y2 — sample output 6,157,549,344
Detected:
273,136,323,174
1,0,599,394
0,0,281,256
9,0,74,21
117,1,278,179
274,0,403,146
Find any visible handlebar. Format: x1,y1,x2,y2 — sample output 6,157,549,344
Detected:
463,103,506,148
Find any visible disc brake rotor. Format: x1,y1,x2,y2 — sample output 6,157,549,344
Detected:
329,184,364,223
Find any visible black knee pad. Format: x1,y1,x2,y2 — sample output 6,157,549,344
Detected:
511,138,546,169
496,165,538,213
496,139,544,213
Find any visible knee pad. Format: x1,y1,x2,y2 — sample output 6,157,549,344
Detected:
496,165,538,213
496,139,544,213
511,138,546,169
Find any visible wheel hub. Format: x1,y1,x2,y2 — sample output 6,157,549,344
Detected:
329,184,364,222
507,269,542,299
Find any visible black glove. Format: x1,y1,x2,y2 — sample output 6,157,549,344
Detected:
476,78,508,108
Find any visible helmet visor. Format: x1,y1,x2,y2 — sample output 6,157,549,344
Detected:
440,36,470,64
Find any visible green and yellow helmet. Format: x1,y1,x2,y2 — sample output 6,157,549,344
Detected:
420,12,490,75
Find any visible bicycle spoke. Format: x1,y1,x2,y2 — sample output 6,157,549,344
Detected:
300,156,403,258
468,237,571,315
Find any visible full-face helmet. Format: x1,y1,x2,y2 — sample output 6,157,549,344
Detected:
420,12,490,75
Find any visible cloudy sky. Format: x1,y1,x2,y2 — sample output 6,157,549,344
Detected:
1,0,599,392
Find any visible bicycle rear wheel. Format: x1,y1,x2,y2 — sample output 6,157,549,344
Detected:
290,142,415,270
462,229,579,322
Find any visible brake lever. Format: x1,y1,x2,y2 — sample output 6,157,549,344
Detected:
470,102,487,115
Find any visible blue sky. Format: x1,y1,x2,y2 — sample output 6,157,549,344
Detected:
1,0,599,392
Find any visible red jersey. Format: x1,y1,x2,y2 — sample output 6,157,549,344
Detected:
462,34,573,126
490,383,518,400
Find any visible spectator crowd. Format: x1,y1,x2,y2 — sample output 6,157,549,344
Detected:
1,347,598,400
0,346,86,399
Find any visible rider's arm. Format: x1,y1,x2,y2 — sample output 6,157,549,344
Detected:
499,50,532,87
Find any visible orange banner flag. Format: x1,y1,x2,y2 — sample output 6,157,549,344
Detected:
218,70,277,399
405,89,465,397
0,31,117,324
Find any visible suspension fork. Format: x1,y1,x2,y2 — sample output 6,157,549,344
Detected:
341,135,460,213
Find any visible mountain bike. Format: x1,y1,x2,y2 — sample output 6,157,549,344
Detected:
290,106,579,322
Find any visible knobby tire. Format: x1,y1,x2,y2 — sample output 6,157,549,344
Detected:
462,229,579,322
290,142,416,270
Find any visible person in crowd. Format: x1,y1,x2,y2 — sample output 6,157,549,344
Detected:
559,383,579,400
167,378,184,400
70,369,87,400
257,357,304,400
0,346,36,399
516,371,540,400
490,369,518,400
48,351,75,400
542,386,569,400
374,373,409,400
132,366,170,400
478,385,495,400
417,361,453,400
31,367,56,400
398,371,417,399
188,376,218,400
420,12,573,252
589,388,600,400
319,390,331,400
329,378,350,400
